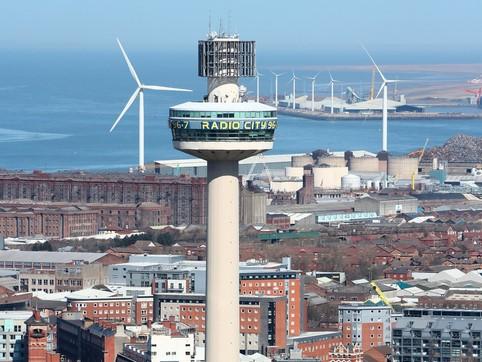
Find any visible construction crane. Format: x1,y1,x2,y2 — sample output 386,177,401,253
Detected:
418,138,429,162
370,281,394,310
246,153,272,188
411,138,429,191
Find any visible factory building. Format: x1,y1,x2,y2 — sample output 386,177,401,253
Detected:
354,194,419,216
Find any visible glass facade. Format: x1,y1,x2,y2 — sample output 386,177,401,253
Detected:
169,109,277,142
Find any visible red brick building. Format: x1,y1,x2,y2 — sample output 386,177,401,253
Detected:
289,331,342,360
0,206,98,238
24,311,60,362
153,293,287,354
266,213,291,229
56,312,129,362
67,294,154,325
240,270,303,337
0,171,207,226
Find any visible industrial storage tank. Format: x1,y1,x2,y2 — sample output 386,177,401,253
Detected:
291,154,313,168
317,156,346,168
312,166,348,189
341,174,361,190
285,167,304,178
388,156,419,179
349,156,379,172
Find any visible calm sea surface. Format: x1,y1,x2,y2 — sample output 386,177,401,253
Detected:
1,51,481,171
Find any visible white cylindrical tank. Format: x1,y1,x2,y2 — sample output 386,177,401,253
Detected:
388,156,419,179
270,179,303,193
285,167,304,178
341,174,361,190
317,156,346,168
349,156,379,172
312,166,348,189
291,155,313,167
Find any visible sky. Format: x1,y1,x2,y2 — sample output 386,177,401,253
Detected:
1,1,482,63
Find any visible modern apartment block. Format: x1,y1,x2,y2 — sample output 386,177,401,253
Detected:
240,270,304,337
338,301,392,352
153,293,287,355
392,308,482,362
0,311,31,362
67,290,153,325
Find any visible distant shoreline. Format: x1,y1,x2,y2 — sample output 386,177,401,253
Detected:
277,108,482,121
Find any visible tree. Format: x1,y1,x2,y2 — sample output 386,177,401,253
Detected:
32,241,53,251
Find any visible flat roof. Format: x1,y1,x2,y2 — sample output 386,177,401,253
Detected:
0,311,34,320
0,250,106,264
290,331,341,342
170,101,276,112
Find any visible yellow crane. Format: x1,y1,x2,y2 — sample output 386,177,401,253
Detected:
370,281,394,310
411,138,429,191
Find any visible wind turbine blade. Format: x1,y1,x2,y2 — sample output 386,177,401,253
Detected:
329,72,334,82
110,88,140,132
143,85,192,92
117,38,141,87
375,83,385,99
361,44,386,82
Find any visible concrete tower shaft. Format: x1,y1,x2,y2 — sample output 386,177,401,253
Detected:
169,33,276,362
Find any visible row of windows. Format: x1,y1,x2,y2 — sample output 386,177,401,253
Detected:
170,110,276,118
171,129,274,142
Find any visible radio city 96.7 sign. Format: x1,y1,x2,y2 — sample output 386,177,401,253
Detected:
170,120,277,130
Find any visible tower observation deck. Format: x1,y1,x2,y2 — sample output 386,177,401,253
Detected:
168,33,277,362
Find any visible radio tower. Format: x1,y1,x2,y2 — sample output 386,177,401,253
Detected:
168,31,277,361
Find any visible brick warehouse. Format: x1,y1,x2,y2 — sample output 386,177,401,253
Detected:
0,171,207,227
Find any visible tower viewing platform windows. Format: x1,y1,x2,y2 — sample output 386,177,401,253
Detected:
169,102,277,143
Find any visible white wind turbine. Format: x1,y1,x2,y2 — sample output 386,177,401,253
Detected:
328,72,339,115
362,46,399,152
290,73,300,110
110,39,191,172
255,71,263,102
306,73,319,112
271,71,284,107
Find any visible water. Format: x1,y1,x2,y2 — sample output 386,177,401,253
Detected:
1,50,481,171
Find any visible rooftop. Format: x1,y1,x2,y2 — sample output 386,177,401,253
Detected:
0,250,105,264
170,101,276,112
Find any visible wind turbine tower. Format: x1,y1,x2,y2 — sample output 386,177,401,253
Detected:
307,73,319,112
362,46,399,152
290,73,300,110
328,72,339,115
255,71,263,102
167,33,277,362
110,39,191,172
271,71,284,107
